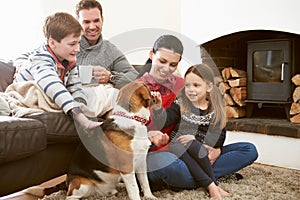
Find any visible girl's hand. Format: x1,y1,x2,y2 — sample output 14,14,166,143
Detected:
177,135,195,146
151,91,162,110
204,144,221,165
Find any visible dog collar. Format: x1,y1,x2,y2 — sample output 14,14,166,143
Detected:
113,111,149,125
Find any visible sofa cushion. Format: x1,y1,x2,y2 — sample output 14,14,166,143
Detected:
25,112,80,144
0,60,15,92
0,116,46,164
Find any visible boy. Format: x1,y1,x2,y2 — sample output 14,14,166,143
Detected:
14,12,99,129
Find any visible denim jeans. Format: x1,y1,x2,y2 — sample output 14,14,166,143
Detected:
146,142,258,189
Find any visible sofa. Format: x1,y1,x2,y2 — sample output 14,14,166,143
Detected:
0,60,80,196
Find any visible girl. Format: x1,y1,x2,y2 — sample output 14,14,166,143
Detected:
152,64,231,199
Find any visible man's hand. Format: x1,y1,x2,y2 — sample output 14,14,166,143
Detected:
148,131,169,146
93,66,112,83
204,144,221,165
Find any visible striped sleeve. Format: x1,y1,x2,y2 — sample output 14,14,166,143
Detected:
65,64,87,102
28,54,77,113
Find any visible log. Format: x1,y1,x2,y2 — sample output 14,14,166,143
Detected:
290,113,300,123
291,74,300,86
214,76,225,95
222,82,231,92
228,77,247,87
290,102,300,115
230,68,247,78
292,86,300,103
229,87,247,106
224,93,235,106
221,67,232,81
219,82,231,95
226,106,246,118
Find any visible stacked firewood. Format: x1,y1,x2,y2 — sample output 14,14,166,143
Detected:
221,67,247,118
289,74,300,123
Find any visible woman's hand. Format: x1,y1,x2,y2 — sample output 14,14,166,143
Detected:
148,131,169,146
204,144,221,165
150,91,162,110
177,135,195,146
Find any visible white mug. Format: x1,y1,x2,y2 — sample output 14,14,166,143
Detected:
79,65,93,84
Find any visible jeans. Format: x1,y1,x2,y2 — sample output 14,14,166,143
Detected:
147,142,258,189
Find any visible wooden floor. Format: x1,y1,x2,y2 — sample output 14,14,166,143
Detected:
0,175,66,200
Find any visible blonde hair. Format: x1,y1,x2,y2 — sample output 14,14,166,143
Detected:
179,64,227,128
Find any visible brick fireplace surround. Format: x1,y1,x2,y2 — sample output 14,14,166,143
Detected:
201,30,300,139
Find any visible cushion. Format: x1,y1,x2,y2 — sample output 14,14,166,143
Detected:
25,112,80,144
0,116,46,164
0,60,15,92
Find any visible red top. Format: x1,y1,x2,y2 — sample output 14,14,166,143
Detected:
136,72,184,151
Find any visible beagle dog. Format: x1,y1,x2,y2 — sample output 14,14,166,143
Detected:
66,82,157,200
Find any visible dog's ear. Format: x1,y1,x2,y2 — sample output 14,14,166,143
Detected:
117,82,147,112
138,85,153,108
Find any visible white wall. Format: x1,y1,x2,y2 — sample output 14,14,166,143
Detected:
226,131,300,170
2,0,300,66
0,0,181,63
181,0,300,44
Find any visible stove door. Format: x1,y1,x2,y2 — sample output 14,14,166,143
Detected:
247,40,292,102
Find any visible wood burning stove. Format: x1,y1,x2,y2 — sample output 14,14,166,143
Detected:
246,39,294,118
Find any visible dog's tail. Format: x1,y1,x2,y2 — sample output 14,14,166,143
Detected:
23,181,67,197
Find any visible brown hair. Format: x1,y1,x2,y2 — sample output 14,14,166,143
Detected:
146,35,183,64
180,64,227,128
43,12,82,42
75,0,103,18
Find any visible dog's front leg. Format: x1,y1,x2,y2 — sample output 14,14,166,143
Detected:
136,159,157,200
120,173,141,200
136,172,157,199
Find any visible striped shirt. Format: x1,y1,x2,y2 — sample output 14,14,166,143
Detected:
14,44,87,114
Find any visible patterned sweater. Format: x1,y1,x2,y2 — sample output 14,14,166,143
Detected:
14,44,86,114
152,99,226,148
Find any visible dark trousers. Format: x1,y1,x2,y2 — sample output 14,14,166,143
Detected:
169,140,217,188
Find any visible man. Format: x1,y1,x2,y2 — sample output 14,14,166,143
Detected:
75,0,138,89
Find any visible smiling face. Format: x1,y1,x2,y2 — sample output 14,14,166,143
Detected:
184,72,212,109
78,7,103,46
149,48,181,83
49,33,81,62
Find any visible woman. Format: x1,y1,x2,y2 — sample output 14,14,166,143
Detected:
136,35,258,191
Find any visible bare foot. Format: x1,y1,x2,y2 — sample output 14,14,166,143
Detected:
218,186,231,197
207,183,222,200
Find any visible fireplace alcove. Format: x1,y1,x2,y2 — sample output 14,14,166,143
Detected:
201,30,300,119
